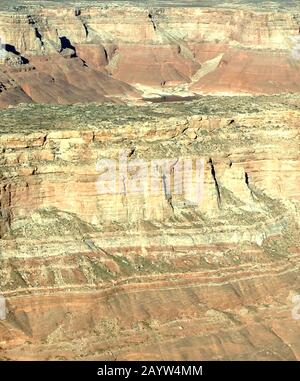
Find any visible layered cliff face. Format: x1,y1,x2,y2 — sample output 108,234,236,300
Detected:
0,0,299,362
0,95,299,360
0,1,300,107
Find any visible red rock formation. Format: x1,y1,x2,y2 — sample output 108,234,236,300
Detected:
75,43,108,70
109,44,200,87
0,96,299,360
190,48,300,94
0,1,299,362
0,2,299,106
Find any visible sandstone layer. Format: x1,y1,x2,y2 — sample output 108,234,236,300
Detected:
0,1,300,107
0,95,299,360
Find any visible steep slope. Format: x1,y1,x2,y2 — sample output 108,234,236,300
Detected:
0,95,299,360
0,2,300,106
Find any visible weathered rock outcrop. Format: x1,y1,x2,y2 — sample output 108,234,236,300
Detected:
0,95,299,360
0,0,299,362
0,1,300,106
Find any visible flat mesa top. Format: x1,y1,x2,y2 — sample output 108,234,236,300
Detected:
0,0,299,12
0,95,298,134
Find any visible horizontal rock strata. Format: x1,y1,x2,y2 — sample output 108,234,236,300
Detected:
0,95,299,359
0,1,300,106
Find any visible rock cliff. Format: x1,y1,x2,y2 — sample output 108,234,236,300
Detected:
0,1,300,106
0,95,299,360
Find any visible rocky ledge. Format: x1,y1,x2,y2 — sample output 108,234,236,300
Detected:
0,95,299,360
0,1,300,106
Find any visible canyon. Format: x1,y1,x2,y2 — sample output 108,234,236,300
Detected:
0,1,300,106
0,95,299,360
0,0,299,361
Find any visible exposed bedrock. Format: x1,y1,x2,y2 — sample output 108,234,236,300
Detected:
0,3,300,106
0,96,299,359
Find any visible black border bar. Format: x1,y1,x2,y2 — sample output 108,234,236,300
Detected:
0,361,299,378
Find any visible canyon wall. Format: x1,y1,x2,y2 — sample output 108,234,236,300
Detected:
0,95,299,359
0,2,300,106
0,1,299,362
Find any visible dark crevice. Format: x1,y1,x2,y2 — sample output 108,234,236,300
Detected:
103,47,108,63
34,27,44,47
209,158,221,207
148,13,157,31
83,23,89,38
27,15,44,48
128,148,135,158
59,36,76,57
5,44,19,55
60,36,74,51
245,171,252,191
75,8,81,17
245,172,250,187
27,16,35,25
2,44,29,64
162,173,174,212
245,171,255,199
81,59,88,67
